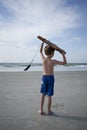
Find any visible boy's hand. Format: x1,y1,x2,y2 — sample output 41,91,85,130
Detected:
60,50,66,55
42,42,44,45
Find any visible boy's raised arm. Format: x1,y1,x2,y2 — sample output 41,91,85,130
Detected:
53,51,67,65
40,42,45,60
61,52,67,65
40,42,44,54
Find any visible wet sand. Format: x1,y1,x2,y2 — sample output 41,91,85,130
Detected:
0,71,87,130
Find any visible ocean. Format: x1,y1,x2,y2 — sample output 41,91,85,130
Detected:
0,63,87,72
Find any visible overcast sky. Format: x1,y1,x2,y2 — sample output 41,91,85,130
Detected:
0,0,87,63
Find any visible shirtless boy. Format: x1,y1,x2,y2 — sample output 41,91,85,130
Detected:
38,42,67,115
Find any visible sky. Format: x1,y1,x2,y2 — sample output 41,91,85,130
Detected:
0,0,87,63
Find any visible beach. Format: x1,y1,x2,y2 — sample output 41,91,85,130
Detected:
0,71,87,130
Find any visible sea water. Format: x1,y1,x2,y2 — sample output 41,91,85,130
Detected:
0,63,87,72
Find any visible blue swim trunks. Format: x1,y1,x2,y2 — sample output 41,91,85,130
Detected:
40,75,55,96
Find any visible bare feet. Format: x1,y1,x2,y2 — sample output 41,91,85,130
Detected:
47,111,54,115
38,110,45,115
38,110,54,116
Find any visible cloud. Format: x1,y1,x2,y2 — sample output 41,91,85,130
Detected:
0,0,80,37
0,0,82,62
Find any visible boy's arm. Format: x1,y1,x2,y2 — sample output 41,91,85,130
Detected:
40,42,45,59
53,52,67,65
61,52,67,65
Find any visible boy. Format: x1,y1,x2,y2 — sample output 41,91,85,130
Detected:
38,42,67,115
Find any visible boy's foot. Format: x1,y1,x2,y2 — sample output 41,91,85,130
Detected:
38,110,45,115
47,111,54,115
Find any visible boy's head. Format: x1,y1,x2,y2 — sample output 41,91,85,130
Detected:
44,45,55,56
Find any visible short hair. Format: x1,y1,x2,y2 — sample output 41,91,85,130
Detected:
44,45,55,55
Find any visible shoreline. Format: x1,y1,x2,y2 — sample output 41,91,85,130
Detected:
0,70,87,72
0,63,87,72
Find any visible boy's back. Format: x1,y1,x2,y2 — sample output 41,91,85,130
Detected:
42,57,55,75
40,43,67,76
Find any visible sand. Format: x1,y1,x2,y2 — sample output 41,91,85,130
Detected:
0,71,87,130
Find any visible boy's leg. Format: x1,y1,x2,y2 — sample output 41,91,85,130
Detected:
39,94,45,114
47,96,52,114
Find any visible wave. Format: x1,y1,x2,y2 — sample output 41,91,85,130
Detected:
0,63,87,72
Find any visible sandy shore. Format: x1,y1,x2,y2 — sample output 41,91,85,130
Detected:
0,71,87,130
